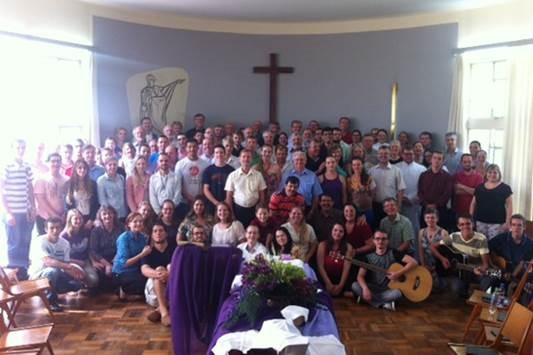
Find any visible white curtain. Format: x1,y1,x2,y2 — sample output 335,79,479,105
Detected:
447,55,466,149
503,46,533,220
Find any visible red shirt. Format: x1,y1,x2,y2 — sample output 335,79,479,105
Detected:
345,222,373,249
453,170,484,215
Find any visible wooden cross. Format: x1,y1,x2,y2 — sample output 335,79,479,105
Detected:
253,53,294,123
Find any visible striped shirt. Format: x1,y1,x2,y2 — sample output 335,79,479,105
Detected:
2,161,33,214
441,231,489,265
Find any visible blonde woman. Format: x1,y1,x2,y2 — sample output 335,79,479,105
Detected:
126,156,150,213
281,206,317,263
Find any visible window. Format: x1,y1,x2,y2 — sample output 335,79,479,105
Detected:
463,50,509,167
0,34,93,165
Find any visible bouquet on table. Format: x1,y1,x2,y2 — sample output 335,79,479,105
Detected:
226,254,317,327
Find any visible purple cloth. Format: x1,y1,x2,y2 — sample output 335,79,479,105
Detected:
207,289,338,354
169,245,243,355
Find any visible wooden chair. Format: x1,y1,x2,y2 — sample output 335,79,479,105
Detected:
462,262,532,341
0,266,54,327
449,300,533,355
0,295,55,355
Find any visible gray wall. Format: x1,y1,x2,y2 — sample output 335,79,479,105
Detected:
94,17,457,145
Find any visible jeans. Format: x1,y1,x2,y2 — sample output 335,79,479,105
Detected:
5,213,34,271
401,203,421,258
351,281,402,307
34,267,82,303
114,271,147,295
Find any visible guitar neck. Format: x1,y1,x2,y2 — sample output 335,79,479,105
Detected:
349,258,389,275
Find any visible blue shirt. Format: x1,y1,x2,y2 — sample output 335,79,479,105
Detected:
97,173,127,218
112,231,147,274
89,164,105,182
489,232,533,272
280,168,323,207
444,148,462,175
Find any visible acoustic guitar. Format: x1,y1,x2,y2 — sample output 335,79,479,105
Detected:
347,256,433,303
435,245,503,279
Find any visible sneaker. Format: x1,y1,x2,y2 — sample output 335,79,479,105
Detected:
382,302,396,311
147,310,161,323
50,302,64,312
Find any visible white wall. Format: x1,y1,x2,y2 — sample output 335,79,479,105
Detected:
0,0,532,47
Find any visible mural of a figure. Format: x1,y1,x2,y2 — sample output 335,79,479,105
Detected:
140,74,186,125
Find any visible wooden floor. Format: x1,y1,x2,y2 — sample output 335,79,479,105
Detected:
12,290,473,355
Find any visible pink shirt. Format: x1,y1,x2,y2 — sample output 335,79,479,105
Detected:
126,174,150,212
34,173,68,219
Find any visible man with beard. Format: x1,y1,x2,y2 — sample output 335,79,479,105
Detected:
453,154,483,219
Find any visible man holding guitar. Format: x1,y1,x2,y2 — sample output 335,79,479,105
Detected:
352,230,418,311
430,215,491,297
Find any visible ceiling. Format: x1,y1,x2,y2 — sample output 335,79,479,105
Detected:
80,0,511,22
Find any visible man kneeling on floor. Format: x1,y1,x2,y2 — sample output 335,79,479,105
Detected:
29,217,85,312
351,230,417,311
141,222,175,326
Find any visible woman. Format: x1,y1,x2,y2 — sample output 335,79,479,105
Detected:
316,223,354,296
137,201,157,235
319,156,347,210
137,143,151,162
237,225,269,262
253,145,281,197
90,206,124,289
350,144,373,172
281,207,318,263
343,204,373,256
475,150,489,178
126,156,150,213
157,200,179,250
270,227,294,257
61,209,99,289
348,157,376,225
389,140,403,164
249,205,276,248
211,202,245,247
277,132,289,147
119,142,136,176
418,208,448,287
65,160,99,229
177,196,214,242
413,141,425,165
329,145,347,177
470,164,513,239
113,212,150,299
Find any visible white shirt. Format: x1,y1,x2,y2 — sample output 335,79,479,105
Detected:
212,221,245,247
29,235,71,278
396,161,426,202
368,163,406,203
175,157,210,199
149,170,182,214
237,241,269,262
224,168,267,207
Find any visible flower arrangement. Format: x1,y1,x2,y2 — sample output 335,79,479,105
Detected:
226,254,317,327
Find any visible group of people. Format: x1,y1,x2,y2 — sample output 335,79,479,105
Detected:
1,114,531,323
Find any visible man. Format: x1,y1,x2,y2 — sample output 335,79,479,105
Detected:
174,139,210,208
164,145,178,171
338,116,352,144
280,151,323,214
245,137,261,166
453,153,483,218
28,217,84,312
202,145,235,214
185,113,206,139
332,127,351,164
417,151,453,229
269,176,305,226
362,133,378,166
1,139,36,278
213,124,225,145
396,146,426,240
225,150,267,227
141,117,158,142
132,125,146,152
379,198,414,253
237,225,269,262
142,223,175,327
288,120,303,150
275,145,291,176
175,134,188,160
489,214,533,281
199,137,214,161
149,153,182,215
288,133,303,160
419,131,434,152
305,140,326,174
221,137,240,169
82,144,105,182
443,132,462,174
97,157,127,220
262,130,274,148
351,230,418,310
369,146,406,225
148,135,170,173
34,153,67,235
307,194,344,243
224,122,236,137
430,215,491,297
